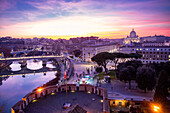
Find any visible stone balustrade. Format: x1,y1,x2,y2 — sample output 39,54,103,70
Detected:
11,84,109,113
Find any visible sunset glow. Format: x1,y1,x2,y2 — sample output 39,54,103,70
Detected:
0,0,170,39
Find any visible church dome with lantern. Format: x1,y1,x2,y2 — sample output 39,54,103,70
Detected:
130,29,137,38
123,28,140,45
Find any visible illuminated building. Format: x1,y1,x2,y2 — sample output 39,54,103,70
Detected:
123,29,140,45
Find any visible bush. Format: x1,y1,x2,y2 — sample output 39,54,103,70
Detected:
96,67,103,73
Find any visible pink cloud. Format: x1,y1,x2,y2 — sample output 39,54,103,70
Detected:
0,0,16,13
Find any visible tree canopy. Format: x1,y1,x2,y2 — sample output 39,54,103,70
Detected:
154,70,169,105
91,52,114,74
136,65,156,93
119,66,135,89
72,49,82,57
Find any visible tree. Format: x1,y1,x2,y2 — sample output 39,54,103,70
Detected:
136,65,156,93
0,47,11,57
116,60,142,80
41,47,44,51
154,70,169,104
73,49,82,57
119,66,135,89
96,67,103,73
111,52,141,70
129,53,142,59
111,52,123,70
91,52,114,74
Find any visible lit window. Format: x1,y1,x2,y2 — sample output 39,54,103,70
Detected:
157,49,159,51
146,49,148,50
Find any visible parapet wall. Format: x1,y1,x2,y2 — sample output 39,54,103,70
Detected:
11,84,110,113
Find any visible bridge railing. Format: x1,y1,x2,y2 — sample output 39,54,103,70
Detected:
0,55,63,61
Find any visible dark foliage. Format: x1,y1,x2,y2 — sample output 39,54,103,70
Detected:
72,49,82,57
95,67,103,73
136,65,156,93
154,70,169,105
91,52,114,74
0,47,11,57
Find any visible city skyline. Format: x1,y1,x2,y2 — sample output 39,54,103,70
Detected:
0,0,170,39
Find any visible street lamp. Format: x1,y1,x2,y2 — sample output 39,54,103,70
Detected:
37,88,43,93
153,105,160,112
151,103,161,113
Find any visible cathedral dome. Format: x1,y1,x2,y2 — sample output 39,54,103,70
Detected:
130,29,137,38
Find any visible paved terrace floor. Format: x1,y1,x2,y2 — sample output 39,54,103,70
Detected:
24,91,103,113
101,80,154,99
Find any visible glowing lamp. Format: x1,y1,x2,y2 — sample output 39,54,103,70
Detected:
32,100,37,102
51,93,55,95
87,91,91,93
153,105,160,112
37,88,43,92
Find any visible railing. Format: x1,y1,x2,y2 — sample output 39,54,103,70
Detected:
11,84,109,113
0,55,63,61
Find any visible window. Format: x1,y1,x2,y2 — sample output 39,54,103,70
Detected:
88,53,90,58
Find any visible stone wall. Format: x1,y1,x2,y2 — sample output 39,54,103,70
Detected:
11,84,109,113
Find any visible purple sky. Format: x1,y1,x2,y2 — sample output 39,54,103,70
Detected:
0,0,170,39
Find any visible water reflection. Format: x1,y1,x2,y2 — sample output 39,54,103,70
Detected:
0,59,57,113
27,59,43,70
10,61,21,71
0,72,56,113
46,61,56,68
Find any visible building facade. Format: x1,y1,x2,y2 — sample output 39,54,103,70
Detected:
119,46,136,54
82,44,117,62
136,46,170,64
123,29,140,45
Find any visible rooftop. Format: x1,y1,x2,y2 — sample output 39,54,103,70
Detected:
24,91,103,113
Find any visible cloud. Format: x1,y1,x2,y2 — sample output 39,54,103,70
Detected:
0,0,170,38
0,0,14,13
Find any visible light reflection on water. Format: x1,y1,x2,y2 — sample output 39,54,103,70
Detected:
27,59,43,70
10,61,21,71
46,61,56,68
0,60,57,113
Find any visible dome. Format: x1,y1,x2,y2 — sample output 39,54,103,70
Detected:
130,29,137,38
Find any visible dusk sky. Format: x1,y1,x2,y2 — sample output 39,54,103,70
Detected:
0,0,170,39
